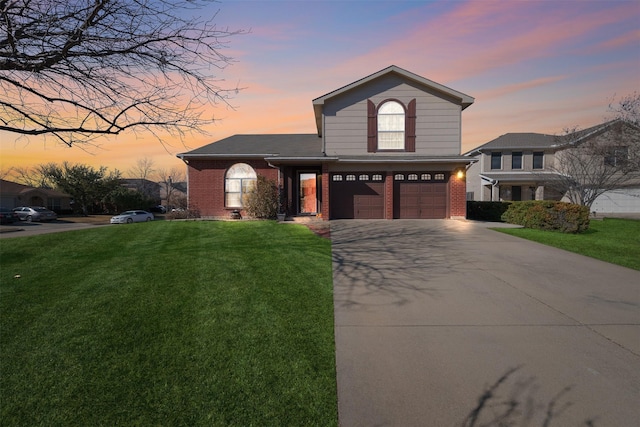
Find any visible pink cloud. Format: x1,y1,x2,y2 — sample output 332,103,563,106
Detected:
474,75,568,101
590,29,640,52
330,0,637,85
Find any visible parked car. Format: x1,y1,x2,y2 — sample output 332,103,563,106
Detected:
110,210,154,224
0,207,19,224
12,206,58,222
149,205,167,213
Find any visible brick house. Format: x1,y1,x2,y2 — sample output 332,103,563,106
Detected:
178,65,475,220
0,179,72,212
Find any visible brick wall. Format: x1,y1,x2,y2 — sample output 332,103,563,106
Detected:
449,171,467,218
321,164,330,220
187,159,278,218
384,171,393,219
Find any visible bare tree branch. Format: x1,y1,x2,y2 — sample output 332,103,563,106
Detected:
0,0,245,147
546,116,640,208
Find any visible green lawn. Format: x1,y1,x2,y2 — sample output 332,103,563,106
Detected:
495,218,640,270
0,221,337,426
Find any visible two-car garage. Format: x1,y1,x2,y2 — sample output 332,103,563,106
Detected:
330,172,449,219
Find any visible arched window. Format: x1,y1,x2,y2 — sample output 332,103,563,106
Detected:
368,98,416,152
225,163,257,207
377,101,405,150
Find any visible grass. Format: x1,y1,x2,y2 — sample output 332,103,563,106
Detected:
0,221,337,426
494,218,640,270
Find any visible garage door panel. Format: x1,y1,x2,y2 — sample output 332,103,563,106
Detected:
395,180,447,219
330,175,384,219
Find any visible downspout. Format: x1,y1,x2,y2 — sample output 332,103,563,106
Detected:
267,160,282,214
178,155,190,210
322,114,327,155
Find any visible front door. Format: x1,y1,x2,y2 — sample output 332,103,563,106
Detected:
299,173,318,214
512,186,522,201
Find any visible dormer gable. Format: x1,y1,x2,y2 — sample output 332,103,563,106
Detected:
312,65,474,137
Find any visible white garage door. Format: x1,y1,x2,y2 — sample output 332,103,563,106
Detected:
591,188,640,213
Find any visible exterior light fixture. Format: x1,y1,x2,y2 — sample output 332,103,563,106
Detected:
456,170,465,179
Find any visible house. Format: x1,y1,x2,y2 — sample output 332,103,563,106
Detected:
178,65,475,220
0,179,73,212
121,178,162,202
465,120,640,213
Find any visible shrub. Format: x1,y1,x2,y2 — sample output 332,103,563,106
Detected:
245,175,279,219
166,208,200,220
501,201,590,233
467,201,511,222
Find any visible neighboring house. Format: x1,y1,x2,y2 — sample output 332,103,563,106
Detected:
160,181,187,208
178,65,475,220
121,178,162,201
0,179,73,212
120,178,187,208
465,120,640,213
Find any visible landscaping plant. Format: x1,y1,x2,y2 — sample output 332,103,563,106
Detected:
245,175,279,219
501,200,590,233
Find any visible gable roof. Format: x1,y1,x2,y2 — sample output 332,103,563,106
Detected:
465,133,556,154
0,179,70,198
312,65,475,135
178,134,323,159
464,120,632,156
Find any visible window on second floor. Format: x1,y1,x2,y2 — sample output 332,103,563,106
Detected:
491,152,502,169
604,146,628,167
377,101,405,150
511,152,523,169
368,98,416,152
533,152,544,169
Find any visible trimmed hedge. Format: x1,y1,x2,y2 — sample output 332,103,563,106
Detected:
501,201,590,233
467,201,512,222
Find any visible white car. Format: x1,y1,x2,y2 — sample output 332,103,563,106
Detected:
110,210,154,224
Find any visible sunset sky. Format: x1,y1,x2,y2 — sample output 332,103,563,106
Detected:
1,0,639,178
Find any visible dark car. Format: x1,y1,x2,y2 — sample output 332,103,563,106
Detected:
0,207,19,224
12,206,58,222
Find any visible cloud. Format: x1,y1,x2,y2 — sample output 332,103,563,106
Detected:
590,29,640,52
474,75,568,101
328,0,638,85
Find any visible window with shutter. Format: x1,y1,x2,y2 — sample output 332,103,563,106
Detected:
367,98,416,152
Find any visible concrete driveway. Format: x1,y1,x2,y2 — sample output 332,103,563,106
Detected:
331,220,640,426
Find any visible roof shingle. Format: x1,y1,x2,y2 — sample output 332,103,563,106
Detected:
178,134,322,158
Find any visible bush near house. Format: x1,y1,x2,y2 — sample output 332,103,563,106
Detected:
467,201,512,222
501,201,590,233
245,175,279,219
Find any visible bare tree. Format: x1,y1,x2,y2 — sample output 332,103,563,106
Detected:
548,119,640,208
156,166,185,208
0,166,12,180
0,0,244,147
609,91,639,126
127,157,156,198
8,164,56,188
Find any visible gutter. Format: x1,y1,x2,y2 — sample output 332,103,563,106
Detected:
337,157,477,164
177,153,276,159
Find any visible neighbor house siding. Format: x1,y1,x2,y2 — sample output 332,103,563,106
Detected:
187,159,277,218
480,151,556,173
323,75,462,157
